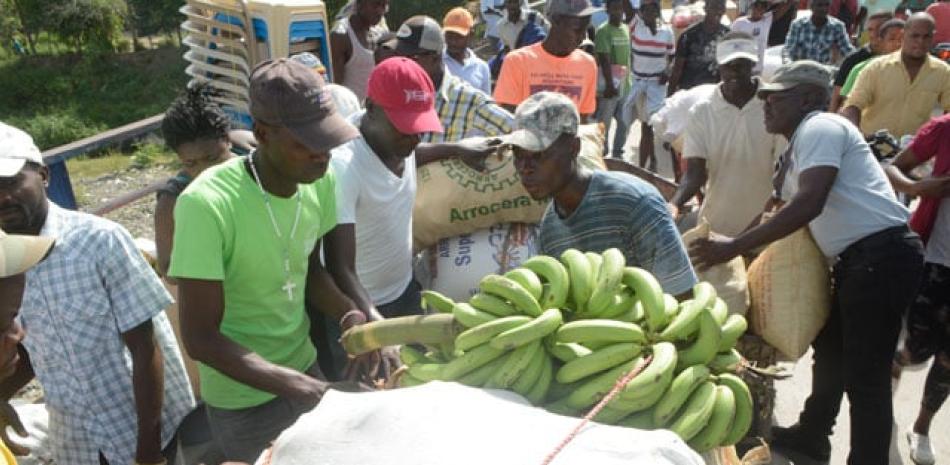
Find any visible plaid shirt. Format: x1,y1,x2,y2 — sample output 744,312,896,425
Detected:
18,203,195,465
421,71,514,143
782,16,855,65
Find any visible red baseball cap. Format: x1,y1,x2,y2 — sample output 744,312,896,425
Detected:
365,57,443,135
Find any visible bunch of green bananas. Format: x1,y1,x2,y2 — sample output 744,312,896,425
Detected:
342,248,754,454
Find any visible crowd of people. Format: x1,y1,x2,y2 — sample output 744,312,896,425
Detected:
0,0,949,464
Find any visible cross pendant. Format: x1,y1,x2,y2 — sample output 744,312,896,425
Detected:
282,279,297,301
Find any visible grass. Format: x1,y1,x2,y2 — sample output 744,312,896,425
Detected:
66,142,179,206
0,45,187,150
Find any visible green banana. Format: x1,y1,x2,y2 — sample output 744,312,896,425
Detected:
441,342,506,380
688,384,737,452
546,379,586,403
708,348,743,373
587,248,626,315
454,315,531,352
407,363,445,382
456,353,509,387
580,339,616,351
469,292,518,317
566,358,640,409
708,297,729,325
504,268,544,302
619,342,677,401
521,255,570,309
618,409,655,430
525,355,553,405
659,300,705,342
607,376,666,413
490,308,563,350
421,290,456,313
653,364,711,426
613,306,642,323
512,345,547,395
668,380,718,442
659,281,718,341
452,302,497,328
717,373,753,446
585,252,603,284
341,313,460,355
555,319,646,345
548,342,593,363
561,249,594,313
593,405,631,425
399,372,426,387
676,310,723,372
399,345,426,366
556,342,642,384
599,288,637,319
622,267,666,332
664,293,680,321
486,341,541,388
717,314,748,353
479,274,543,317
545,397,583,416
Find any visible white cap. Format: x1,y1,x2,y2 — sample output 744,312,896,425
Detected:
0,122,43,177
716,38,759,65
0,228,54,278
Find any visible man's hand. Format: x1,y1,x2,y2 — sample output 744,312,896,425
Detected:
689,234,740,271
338,311,400,384
912,175,950,198
658,74,669,85
602,86,618,99
285,373,330,408
0,402,30,456
457,137,505,172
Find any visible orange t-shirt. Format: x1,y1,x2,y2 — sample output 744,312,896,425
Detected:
493,43,598,115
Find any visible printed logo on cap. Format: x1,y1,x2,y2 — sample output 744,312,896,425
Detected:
404,89,432,104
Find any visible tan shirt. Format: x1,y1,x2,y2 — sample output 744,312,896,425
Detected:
846,52,950,137
684,83,785,236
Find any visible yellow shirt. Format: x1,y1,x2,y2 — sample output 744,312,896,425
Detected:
0,439,16,465
846,52,950,137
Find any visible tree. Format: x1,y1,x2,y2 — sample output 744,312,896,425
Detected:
2,0,53,55
127,0,181,46
49,0,127,54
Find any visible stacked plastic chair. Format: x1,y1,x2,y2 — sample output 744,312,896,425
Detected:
179,0,332,128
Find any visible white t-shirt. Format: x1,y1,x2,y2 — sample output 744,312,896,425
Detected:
926,197,950,267
684,82,784,236
629,16,676,78
730,13,772,74
330,115,416,305
780,112,909,257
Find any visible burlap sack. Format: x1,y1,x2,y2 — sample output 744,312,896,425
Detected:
413,124,605,249
681,220,749,316
746,228,831,360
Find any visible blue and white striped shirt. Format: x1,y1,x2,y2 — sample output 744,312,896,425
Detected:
538,171,698,295
18,203,195,465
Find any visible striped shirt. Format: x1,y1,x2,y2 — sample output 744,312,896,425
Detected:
782,16,855,65
538,171,698,295
19,203,195,465
422,72,514,143
629,16,675,79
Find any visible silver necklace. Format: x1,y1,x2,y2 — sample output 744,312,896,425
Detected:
247,152,303,302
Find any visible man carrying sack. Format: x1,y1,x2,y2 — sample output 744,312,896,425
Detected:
691,61,924,465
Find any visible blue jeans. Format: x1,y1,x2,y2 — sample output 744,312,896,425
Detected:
595,94,630,158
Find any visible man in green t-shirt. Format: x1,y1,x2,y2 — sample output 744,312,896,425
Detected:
168,59,370,463
594,0,632,158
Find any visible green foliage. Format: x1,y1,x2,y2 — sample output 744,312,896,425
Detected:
130,141,165,169
127,0,180,38
386,0,468,30
0,46,187,149
49,0,128,53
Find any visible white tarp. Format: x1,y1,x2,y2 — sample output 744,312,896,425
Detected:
260,382,705,465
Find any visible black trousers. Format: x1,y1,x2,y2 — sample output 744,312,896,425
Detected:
798,226,925,465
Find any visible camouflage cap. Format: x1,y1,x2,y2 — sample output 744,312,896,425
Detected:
502,92,579,152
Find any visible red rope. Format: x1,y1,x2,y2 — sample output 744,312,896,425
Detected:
539,355,653,465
